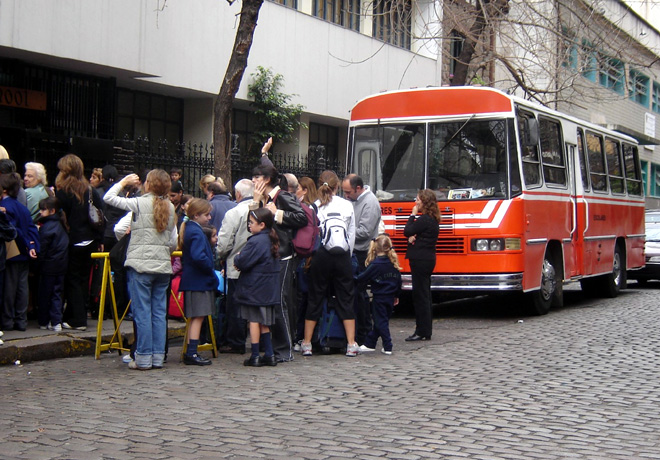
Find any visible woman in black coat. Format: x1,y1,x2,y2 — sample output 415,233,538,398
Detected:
403,189,440,341
55,154,105,331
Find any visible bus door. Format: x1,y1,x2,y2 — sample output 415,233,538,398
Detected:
567,142,587,278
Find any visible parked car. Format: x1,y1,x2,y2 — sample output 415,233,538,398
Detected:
629,226,660,284
646,210,660,227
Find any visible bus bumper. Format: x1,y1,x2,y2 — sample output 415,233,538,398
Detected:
401,273,523,291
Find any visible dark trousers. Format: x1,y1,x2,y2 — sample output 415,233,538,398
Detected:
271,258,295,362
364,295,394,351
223,278,247,349
3,260,29,330
353,249,372,344
410,258,435,338
38,273,65,327
306,248,355,321
64,243,98,328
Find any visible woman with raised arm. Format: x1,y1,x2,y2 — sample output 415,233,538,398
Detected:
104,170,177,370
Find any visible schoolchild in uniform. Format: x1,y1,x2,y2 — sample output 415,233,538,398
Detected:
356,234,402,355
178,198,216,366
37,197,69,332
234,207,281,367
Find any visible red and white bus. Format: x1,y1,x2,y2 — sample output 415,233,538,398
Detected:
347,87,645,314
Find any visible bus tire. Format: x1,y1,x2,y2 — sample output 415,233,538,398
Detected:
527,251,558,316
599,244,626,298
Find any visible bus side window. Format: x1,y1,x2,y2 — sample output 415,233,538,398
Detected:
623,143,642,196
586,132,607,192
605,138,624,194
539,117,566,186
518,110,541,187
577,129,590,190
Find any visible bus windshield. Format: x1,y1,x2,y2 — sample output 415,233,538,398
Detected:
350,119,511,202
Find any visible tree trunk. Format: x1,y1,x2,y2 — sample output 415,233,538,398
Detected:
213,0,265,189
450,3,487,86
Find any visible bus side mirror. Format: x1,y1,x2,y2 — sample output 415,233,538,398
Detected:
524,118,539,146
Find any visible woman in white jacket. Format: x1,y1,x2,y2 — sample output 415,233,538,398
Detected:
300,170,360,357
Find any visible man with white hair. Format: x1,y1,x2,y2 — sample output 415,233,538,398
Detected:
216,178,255,354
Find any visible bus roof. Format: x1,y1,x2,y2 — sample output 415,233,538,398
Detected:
350,86,638,144
350,87,514,122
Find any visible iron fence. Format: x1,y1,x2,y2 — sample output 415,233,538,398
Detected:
17,133,343,196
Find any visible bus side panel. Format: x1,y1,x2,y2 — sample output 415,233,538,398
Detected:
521,192,573,291
582,196,645,276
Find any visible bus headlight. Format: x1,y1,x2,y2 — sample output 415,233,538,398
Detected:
471,238,520,251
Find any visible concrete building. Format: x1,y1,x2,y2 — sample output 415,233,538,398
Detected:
0,0,442,179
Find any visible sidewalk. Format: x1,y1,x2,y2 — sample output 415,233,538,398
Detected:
0,318,187,365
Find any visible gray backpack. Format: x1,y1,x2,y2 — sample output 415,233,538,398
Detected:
321,212,350,255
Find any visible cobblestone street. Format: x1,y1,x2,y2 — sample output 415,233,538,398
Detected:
2,285,660,459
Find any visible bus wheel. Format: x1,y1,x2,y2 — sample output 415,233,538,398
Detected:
527,254,557,316
599,244,626,298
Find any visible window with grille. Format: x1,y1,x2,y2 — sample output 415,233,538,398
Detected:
372,0,412,50
312,0,359,31
598,55,625,94
629,70,649,107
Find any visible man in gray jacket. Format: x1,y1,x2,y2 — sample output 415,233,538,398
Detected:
342,174,381,345
216,178,254,354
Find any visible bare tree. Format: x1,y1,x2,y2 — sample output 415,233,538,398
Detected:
213,0,265,187
360,0,657,107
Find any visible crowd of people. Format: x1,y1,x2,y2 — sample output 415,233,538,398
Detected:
0,140,442,369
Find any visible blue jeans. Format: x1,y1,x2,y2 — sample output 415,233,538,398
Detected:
127,268,170,368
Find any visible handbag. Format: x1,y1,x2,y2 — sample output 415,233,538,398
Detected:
109,232,130,270
88,186,106,230
5,240,21,259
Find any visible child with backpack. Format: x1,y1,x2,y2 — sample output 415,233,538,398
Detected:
178,198,216,366
234,207,281,367
37,197,69,332
356,234,402,355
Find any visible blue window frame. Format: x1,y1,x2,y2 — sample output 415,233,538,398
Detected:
598,56,625,94
629,70,650,107
652,81,660,114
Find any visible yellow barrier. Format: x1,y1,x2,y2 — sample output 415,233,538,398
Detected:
90,252,129,359
90,250,217,361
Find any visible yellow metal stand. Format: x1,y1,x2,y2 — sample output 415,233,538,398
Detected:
91,252,130,359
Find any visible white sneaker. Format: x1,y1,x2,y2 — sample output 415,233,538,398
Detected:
381,348,393,355
293,340,302,352
345,342,360,357
0,330,3,338
62,322,87,331
358,344,376,352
49,323,62,332
0,338,3,346
301,342,313,356
39,325,49,330
122,354,133,363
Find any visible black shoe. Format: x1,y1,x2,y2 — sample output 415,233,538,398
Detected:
183,353,212,366
405,334,430,342
13,324,26,332
243,355,263,367
218,345,246,354
261,355,278,367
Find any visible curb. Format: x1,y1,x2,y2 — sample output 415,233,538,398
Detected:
0,324,187,365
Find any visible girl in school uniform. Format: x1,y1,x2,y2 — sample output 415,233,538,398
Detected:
234,207,281,367
178,198,217,366
356,234,402,355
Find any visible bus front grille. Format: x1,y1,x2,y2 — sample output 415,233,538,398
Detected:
436,237,465,254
